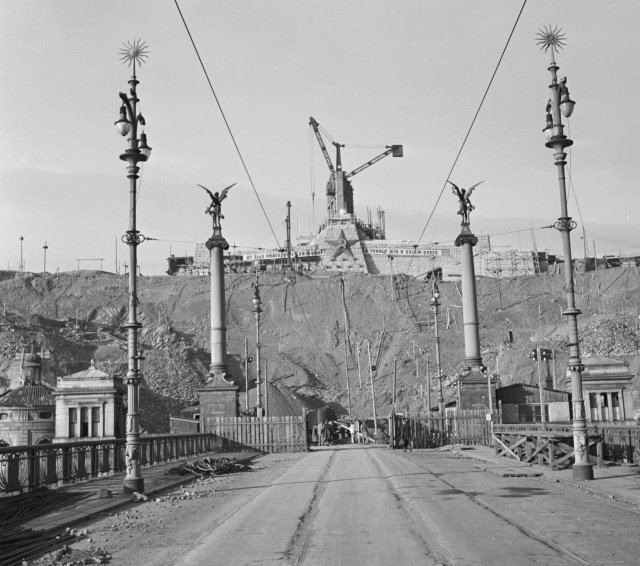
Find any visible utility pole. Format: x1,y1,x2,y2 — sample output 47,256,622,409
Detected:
42,241,48,277
19,236,24,273
342,322,351,417
252,274,263,416
264,360,269,417
388,255,395,301
392,356,397,409
340,278,351,416
244,337,250,413
534,347,547,428
366,340,378,435
593,240,601,295
285,201,292,270
425,353,431,414
356,342,363,387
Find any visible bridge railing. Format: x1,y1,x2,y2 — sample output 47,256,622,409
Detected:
492,422,640,468
0,433,221,496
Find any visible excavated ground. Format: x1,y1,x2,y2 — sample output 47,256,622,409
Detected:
1,266,639,429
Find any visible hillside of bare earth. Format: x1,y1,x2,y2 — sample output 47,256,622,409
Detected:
1,265,639,429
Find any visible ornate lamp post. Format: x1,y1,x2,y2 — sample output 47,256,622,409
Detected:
114,39,152,494
430,282,445,416
252,277,264,417
537,26,593,480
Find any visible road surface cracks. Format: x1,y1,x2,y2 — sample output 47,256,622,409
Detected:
283,449,337,564
396,452,587,566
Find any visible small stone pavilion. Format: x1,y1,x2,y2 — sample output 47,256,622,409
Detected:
0,348,56,446
0,386,56,446
578,357,636,423
54,361,126,441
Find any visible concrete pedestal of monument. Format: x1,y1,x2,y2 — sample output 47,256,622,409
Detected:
199,372,239,431
457,366,497,413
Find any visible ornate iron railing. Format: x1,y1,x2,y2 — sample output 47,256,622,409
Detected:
0,433,221,496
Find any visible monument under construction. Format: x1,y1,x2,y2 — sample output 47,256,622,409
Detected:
168,117,541,280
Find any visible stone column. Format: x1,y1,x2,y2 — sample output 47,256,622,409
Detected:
456,224,482,368
208,229,229,379
455,222,495,412
198,224,239,429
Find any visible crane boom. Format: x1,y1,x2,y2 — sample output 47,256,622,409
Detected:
309,117,335,173
346,145,403,179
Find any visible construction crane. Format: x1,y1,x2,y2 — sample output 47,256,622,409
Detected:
309,117,402,219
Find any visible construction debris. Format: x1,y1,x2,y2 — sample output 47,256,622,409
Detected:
167,456,254,478
0,490,85,566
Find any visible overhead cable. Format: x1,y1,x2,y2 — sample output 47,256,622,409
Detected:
174,0,281,249
413,0,529,249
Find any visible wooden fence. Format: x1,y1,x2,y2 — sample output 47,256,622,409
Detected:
204,415,308,453
391,410,498,449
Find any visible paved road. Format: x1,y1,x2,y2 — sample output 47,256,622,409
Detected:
167,446,640,566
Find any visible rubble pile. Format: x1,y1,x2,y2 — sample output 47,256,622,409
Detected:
167,456,254,478
21,528,111,566
154,486,210,503
579,319,640,357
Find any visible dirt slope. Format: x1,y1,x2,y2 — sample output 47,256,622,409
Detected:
1,265,639,430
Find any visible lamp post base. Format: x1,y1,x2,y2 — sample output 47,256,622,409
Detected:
123,478,145,495
572,463,594,482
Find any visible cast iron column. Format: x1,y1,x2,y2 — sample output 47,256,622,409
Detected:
431,282,445,416
115,39,152,494
537,26,593,480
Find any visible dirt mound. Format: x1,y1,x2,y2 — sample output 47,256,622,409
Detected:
0,266,638,428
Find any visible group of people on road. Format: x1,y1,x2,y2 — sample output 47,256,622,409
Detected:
311,418,369,446
311,419,336,446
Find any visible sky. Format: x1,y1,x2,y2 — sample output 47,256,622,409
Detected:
1,1,639,275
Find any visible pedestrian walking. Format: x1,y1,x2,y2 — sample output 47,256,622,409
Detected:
324,420,333,446
349,421,356,443
400,417,412,452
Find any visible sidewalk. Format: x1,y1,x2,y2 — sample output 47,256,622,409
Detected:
451,444,640,509
20,451,253,533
